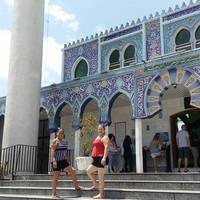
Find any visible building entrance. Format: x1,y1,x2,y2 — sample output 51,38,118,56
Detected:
37,109,49,174
170,108,200,169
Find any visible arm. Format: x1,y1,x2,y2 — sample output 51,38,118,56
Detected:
101,135,109,165
51,139,57,163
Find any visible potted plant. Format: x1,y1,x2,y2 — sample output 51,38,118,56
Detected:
76,113,97,171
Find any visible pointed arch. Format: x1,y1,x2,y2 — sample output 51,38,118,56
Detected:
72,57,89,79
80,97,100,120
108,91,133,125
108,49,120,70
54,102,73,128
174,28,191,51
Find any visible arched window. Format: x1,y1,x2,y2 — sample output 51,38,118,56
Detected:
123,45,135,66
195,26,200,48
74,59,88,78
109,49,120,70
175,29,191,51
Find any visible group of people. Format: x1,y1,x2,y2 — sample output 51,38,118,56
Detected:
149,124,198,173
51,124,109,199
108,134,135,173
51,123,198,199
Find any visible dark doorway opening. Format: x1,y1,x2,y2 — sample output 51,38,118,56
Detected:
37,109,49,174
170,108,200,168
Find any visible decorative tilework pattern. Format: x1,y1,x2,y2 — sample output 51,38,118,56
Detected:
99,96,110,125
136,76,152,118
67,84,89,105
64,40,98,81
163,14,200,53
192,65,200,77
101,25,142,42
92,78,118,99
101,33,143,71
145,68,200,116
163,4,200,21
120,73,135,93
146,19,161,60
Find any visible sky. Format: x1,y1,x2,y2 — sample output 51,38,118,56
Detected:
0,0,191,97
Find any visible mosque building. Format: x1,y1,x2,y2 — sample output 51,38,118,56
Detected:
1,1,200,174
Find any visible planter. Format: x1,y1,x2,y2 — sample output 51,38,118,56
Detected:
76,156,92,171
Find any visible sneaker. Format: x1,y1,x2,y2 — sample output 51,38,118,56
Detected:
177,169,181,172
184,169,189,173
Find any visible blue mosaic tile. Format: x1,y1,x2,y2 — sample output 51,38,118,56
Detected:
163,4,200,22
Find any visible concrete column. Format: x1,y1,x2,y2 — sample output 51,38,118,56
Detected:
3,0,45,148
135,119,143,173
74,129,81,159
105,126,109,135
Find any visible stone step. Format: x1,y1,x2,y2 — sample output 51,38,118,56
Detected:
0,187,200,200
14,172,200,181
1,179,200,190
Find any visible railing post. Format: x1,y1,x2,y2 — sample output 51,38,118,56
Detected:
11,145,16,180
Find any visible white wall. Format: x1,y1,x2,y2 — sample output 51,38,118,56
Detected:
60,113,74,149
142,97,185,147
109,105,135,146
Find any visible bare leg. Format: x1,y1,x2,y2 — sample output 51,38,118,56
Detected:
93,168,105,199
184,158,188,171
87,164,98,189
64,166,79,190
52,171,60,198
153,158,157,172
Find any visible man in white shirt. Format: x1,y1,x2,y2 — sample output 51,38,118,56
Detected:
176,124,191,172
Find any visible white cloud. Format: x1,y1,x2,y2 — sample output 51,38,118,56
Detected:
48,4,79,32
4,0,13,6
0,28,63,96
42,36,63,86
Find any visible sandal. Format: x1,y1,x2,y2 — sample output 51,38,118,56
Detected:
52,195,62,199
93,194,104,199
75,186,83,191
88,186,98,191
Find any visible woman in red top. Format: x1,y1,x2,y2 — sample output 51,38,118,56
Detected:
87,124,109,199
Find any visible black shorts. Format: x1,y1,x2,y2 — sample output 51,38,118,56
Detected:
178,147,190,159
92,157,104,168
51,160,70,171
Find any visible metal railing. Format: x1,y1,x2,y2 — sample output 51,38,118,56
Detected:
0,145,37,179
0,144,75,179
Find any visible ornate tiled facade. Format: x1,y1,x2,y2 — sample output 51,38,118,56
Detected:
2,1,200,131
101,32,143,71
163,13,200,54
63,40,99,81
145,19,161,60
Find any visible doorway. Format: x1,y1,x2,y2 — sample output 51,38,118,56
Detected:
170,108,200,168
37,109,49,174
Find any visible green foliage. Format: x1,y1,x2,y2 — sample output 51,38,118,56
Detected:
80,113,98,156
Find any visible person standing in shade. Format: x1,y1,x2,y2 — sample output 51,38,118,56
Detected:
176,124,191,172
150,134,162,172
108,134,119,173
87,124,109,199
51,128,81,199
123,135,132,172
